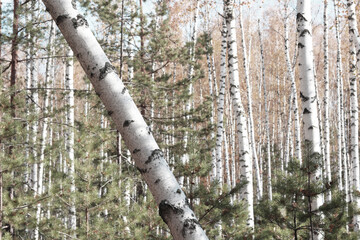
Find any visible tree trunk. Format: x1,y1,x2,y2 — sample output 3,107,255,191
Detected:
225,0,254,230
284,1,301,164
239,3,262,201
334,0,343,193
215,18,227,186
258,20,272,200
42,1,208,239
347,0,360,230
296,0,323,238
65,48,77,235
323,0,331,202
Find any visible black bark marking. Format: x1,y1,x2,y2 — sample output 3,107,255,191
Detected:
303,108,311,114
182,219,199,238
71,14,89,29
121,87,127,94
71,0,77,9
159,200,184,224
107,110,113,116
176,189,181,194
145,149,163,164
298,42,305,48
99,62,115,80
132,149,140,154
95,91,101,97
297,13,306,22
300,29,311,37
155,179,160,184
56,14,69,25
300,92,309,102
137,167,147,174
123,120,134,127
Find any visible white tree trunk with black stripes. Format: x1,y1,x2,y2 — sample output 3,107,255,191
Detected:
215,18,227,186
225,0,254,230
284,1,301,164
65,48,77,235
258,20,272,200
42,0,209,239
347,0,360,230
297,0,323,238
323,0,331,202
239,3,262,201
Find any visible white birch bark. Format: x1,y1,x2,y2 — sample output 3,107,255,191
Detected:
284,1,302,164
334,0,343,192
215,18,227,186
297,0,323,238
225,0,254,229
284,92,294,172
30,10,40,237
206,38,216,182
347,0,360,61
239,3,262,201
323,0,331,202
42,1,208,239
258,20,272,200
65,48,77,234
347,0,360,230
180,0,199,187
35,20,55,238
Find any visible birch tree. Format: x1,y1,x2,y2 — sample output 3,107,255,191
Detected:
216,18,227,185
347,0,360,230
297,0,323,238
225,0,254,230
258,20,272,200
239,2,262,201
323,0,331,202
41,0,208,239
65,48,77,235
284,1,301,164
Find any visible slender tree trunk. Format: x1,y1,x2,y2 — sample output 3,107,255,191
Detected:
35,20,55,238
323,0,331,202
43,1,209,239
334,0,343,193
296,0,323,238
284,1,302,164
215,18,227,186
0,0,2,237
181,0,199,187
347,0,360,230
225,0,254,230
65,48,77,236
239,3,262,201
258,20,272,200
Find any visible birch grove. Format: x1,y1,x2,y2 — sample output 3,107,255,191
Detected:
1,0,359,239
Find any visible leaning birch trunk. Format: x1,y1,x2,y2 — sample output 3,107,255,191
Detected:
347,0,360,230
258,20,272,200
65,48,77,235
42,0,209,239
225,0,254,230
284,1,301,164
296,0,323,238
323,0,331,202
239,3,262,201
